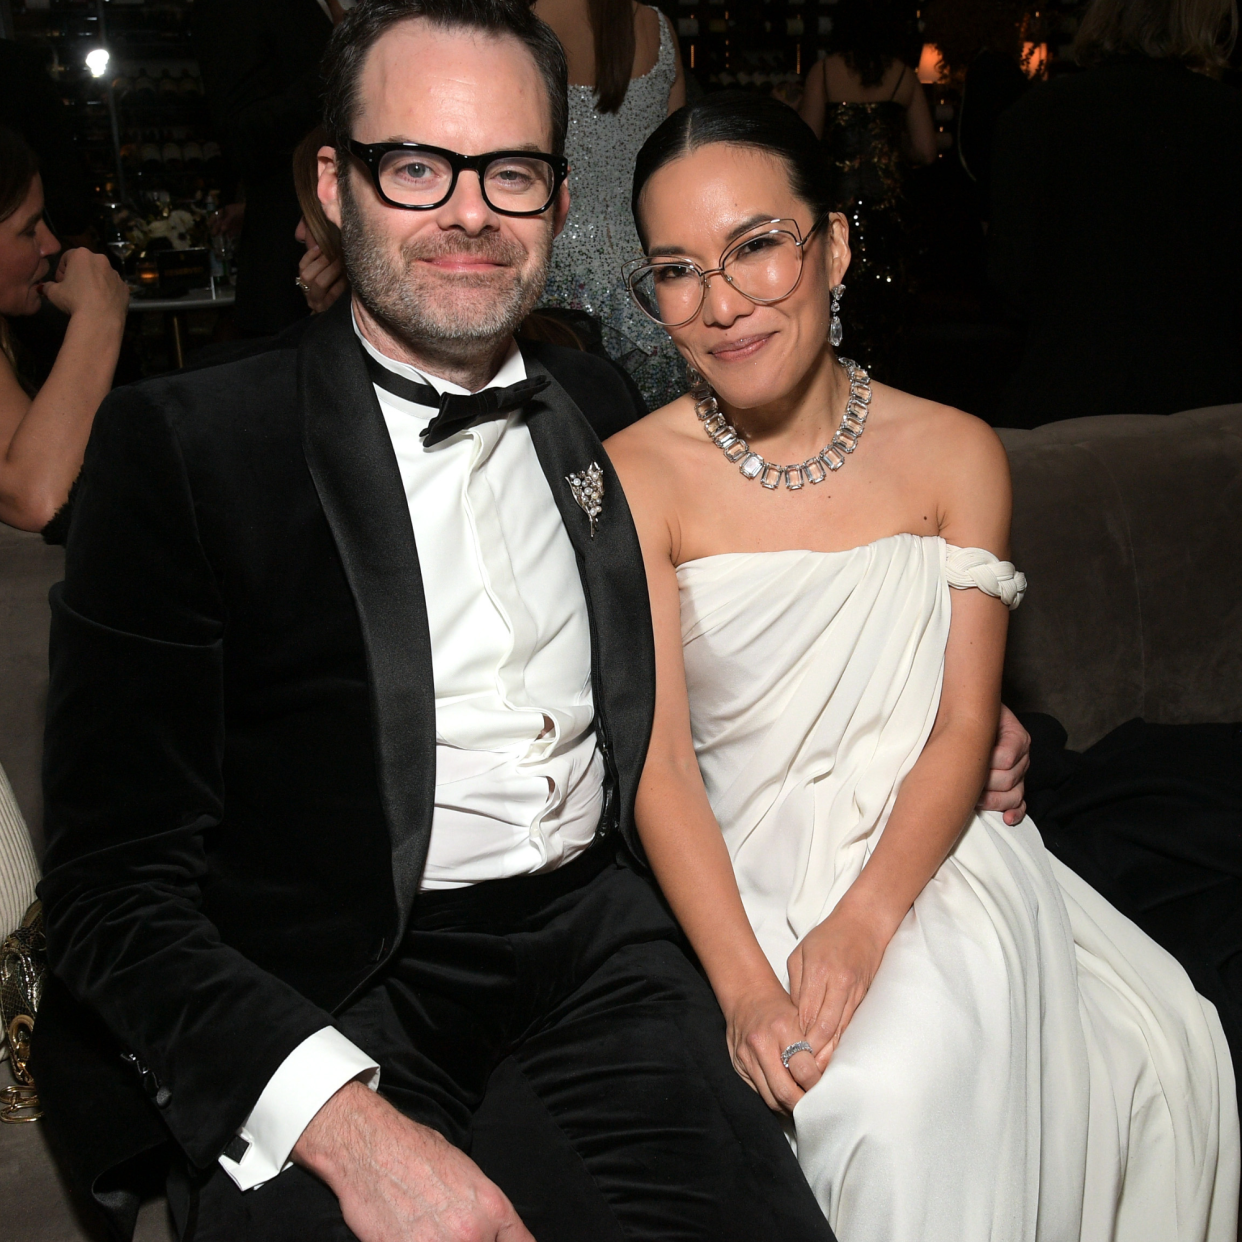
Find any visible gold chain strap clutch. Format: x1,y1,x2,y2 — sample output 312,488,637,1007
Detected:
1,900,45,1122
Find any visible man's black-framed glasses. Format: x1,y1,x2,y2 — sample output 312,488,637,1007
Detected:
347,140,568,217
624,216,827,328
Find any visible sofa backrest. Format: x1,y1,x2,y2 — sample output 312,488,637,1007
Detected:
998,404,1242,750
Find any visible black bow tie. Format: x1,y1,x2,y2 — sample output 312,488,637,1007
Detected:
364,354,550,448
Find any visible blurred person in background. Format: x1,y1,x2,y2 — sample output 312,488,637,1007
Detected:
988,0,1242,427
533,0,688,408
0,39,96,245
799,0,936,377
921,0,1034,216
194,0,346,336
0,127,128,536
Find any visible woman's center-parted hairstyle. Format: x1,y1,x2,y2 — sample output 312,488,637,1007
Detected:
320,0,570,159
630,92,835,251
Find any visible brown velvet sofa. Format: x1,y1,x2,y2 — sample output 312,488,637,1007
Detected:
1,402,1240,1241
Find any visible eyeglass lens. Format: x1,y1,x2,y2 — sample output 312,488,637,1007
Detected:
377,149,557,212
631,229,804,326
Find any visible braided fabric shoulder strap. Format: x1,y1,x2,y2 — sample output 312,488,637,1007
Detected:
944,545,1027,611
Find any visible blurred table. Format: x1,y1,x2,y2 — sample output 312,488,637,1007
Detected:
127,284,236,369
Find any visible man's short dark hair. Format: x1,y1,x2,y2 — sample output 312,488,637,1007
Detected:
322,0,569,157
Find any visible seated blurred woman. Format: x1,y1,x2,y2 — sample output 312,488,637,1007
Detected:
0,126,128,534
988,0,1242,425
606,92,1238,1242
799,1,936,375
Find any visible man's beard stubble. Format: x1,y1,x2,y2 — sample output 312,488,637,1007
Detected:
337,172,551,357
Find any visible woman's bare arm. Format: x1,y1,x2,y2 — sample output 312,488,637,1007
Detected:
788,414,1012,1064
903,70,939,166
658,12,687,114
606,422,820,1112
0,248,128,531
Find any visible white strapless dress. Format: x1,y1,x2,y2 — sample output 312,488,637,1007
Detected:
677,534,1239,1242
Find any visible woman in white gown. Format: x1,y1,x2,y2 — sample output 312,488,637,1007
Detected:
604,92,1239,1242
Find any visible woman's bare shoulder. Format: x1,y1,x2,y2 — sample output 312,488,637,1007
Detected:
876,382,1004,461
606,393,696,460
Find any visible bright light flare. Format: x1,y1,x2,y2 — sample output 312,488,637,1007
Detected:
86,48,110,78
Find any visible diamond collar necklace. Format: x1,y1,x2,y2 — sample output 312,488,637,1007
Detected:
690,357,871,491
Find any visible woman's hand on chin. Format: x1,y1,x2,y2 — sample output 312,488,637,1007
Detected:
724,980,823,1113
787,907,887,1073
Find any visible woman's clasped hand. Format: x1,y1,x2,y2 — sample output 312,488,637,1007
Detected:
37,246,129,323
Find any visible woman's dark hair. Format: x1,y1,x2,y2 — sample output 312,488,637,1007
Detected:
828,0,906,88
1073,0,1237,71
590,0,637,115
322,0,569,155
631,92,833,248
0,127,40,389
0,126,39,227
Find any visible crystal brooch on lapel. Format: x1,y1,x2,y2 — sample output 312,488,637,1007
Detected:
566,461,605,539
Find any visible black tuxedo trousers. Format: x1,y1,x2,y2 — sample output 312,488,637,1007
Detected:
170,845,834,1241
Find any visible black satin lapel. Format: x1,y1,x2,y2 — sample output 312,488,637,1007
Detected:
298,299,435,928
522,357,656,858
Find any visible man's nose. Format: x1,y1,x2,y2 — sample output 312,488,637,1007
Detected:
437,169,496,233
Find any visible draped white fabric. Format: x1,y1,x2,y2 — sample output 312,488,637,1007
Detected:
677,534,1238,1242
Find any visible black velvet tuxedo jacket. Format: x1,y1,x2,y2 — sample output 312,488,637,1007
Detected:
33,299,656,1222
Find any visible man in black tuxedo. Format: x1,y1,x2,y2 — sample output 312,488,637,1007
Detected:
35,2,1029,1238
35,3,840,1239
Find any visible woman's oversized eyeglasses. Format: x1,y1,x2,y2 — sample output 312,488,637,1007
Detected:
346,140,569,217
624,217,827,328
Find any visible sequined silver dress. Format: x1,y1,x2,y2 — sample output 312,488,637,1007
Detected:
541,9,687,410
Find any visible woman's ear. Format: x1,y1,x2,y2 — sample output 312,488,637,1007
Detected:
826,211,851,287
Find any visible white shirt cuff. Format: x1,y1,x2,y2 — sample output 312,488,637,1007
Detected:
218,1027,380,1191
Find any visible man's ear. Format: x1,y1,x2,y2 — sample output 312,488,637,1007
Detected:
551,176,571,241
319,146,344,229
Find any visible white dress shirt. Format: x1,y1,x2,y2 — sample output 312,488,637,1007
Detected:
218,323,604,1190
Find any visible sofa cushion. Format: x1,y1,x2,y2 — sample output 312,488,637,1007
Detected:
999,404,1242,749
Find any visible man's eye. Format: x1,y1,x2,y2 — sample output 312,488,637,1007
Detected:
491,168,535,189
394,161,434,181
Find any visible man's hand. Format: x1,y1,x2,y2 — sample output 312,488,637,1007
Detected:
977,703,1030,825
292,1081,535,1242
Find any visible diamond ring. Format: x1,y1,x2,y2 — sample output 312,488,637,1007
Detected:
781,1040,813,1069
294,277,310,293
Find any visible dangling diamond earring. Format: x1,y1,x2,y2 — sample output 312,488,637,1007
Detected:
829,284,846,348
